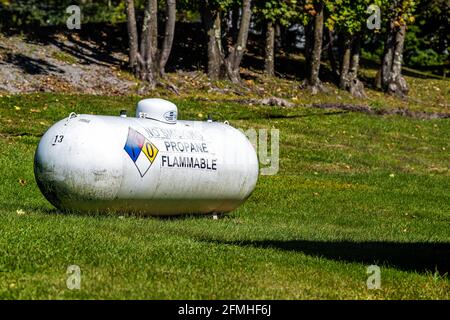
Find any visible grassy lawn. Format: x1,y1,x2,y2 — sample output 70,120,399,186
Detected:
0,91,449,299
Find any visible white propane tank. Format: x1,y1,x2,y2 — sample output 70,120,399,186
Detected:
34,99,259,216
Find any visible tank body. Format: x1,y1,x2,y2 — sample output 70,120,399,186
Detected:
34,113,258,215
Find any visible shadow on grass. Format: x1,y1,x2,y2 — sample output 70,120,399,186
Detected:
35,204,224,221
30,205,450,274
201,239,450,275
260,110,348,120
226,110,348,121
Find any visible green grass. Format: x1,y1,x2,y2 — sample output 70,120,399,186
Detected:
0,92,449,299
51,51,78,65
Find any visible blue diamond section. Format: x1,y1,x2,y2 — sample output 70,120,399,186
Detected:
124,127,145,162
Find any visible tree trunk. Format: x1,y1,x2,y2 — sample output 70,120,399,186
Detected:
231,4,240,43
348,35,366,98
308,1,324,93
125,0,141,75
125,0,177,85
387,24,408,97
149,0,158,65
275,23,283,49
304,20,313,79
349,37,360,76
138,0,157,84
158,0,176,76
375,21,395,89
339,33,365,98
202,0,252,83
224,0,252,83
202,4,223,80
326,28,338,80
140,0,150,61
339,34,351,89
375,18,408,97
264,20,275,76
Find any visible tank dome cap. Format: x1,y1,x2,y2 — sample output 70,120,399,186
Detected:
136,98,178,124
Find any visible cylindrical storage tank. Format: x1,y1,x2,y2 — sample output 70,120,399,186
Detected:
34,99,258,216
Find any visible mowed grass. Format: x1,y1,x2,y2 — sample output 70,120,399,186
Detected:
0,93,449,299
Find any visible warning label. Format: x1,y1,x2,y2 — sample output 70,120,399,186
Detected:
124,127,160,177
161,155,217,171
142,140,159,163
159,139,217,171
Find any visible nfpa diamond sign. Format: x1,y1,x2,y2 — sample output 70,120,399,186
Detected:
124,127,159,177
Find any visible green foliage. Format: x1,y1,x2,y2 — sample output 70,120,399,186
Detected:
404,24,446,68
298,0,315,26
51,51,78,64
403,0,449,70
0,0,447,72
389,0,416,26
254,0,299,26
324,0,389,35
407,49,446,68
203,0,236,11
0,0,127,28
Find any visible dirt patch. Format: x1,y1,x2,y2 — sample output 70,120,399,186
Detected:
309,103,450,119
0,34,136,95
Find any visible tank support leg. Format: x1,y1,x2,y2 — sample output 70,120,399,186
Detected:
212,213,224,220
